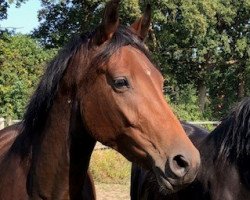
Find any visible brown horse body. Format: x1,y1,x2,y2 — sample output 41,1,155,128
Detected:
0,1,200,199
0,123,96,200
0,123,20,156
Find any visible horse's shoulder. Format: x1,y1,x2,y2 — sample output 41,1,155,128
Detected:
0,123,21,157
181,121,209,146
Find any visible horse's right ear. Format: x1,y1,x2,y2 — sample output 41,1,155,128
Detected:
130,4,152,41
93,0,120,45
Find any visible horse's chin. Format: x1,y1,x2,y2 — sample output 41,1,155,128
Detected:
152,167,185,195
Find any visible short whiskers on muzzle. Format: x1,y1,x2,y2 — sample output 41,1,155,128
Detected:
145,170,170,195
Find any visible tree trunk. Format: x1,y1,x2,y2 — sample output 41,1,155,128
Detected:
237,63,246,99
148,23,158,52
197,80,207,113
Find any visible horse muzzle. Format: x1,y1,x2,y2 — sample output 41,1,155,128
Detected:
153,150,200,193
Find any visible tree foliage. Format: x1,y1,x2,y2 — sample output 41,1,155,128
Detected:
33,0,141,48
150,0,250,118
0,0,28,21
0,33,56,118
0,0,249,120
0,0,8,20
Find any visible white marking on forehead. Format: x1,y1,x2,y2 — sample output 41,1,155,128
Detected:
146,69,151,76
139,58,152,76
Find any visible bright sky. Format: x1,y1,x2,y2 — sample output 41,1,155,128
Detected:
0,1,40,34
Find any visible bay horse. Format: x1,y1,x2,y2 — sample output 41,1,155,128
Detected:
131,98,250,200
0,0,200,199
0,123,96,200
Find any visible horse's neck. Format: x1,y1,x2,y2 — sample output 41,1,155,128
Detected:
195,136,215,180
181,122,208,147
194,136,239,200
198,161,243,200
67,101,97,199
28,91,96,199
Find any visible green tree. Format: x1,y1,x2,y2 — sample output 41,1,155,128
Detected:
206,0,250,117
0,0,8,20
0,33,56,118
0,0,28,21
33,0,141,48
166,84,205,121
31,0,250,119
150,0,250,117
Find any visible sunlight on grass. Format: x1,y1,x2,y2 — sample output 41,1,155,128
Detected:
89,149,131,185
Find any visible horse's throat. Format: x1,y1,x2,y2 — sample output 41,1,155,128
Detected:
68,101,96,199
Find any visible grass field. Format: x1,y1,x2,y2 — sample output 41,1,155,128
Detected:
89,149,131,185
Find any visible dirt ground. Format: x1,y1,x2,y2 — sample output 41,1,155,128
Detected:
95,183,130,200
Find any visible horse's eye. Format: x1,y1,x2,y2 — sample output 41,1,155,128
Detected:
113,77,129,89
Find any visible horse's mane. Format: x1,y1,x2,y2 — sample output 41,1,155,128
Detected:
211,98,250,164
12,26,151,155
9,35,86,154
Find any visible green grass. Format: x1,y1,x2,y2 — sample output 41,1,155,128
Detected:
89,149,131,185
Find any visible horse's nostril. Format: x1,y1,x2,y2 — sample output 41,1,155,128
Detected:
168,155,190,178
173,155,189,169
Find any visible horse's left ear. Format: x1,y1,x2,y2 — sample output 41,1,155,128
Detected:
130,4,151,41
93,0,120,45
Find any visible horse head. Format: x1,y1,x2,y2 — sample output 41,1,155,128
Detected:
74,0,200,192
